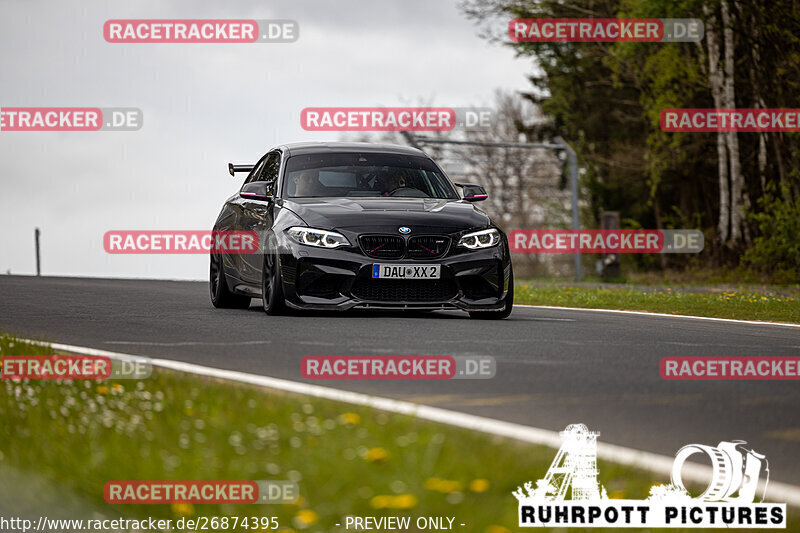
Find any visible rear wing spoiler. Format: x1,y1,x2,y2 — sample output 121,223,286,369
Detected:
228,163,254,177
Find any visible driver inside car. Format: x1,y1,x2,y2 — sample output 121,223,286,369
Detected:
380,172,407,196
293,170,324,197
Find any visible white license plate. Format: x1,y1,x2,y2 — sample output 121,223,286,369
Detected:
372,264,441,279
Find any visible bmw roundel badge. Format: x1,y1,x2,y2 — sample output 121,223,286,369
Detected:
398,226,411,234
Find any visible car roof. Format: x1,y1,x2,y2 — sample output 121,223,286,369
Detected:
277,141,427,157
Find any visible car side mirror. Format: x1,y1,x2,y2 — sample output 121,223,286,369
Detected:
240,181,272,200
456,183,488,202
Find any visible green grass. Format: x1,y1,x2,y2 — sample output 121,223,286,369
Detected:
0,334,795,532
515,283,800,323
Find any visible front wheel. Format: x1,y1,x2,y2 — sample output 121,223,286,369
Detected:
262,249,288,315
468,269,514,320
210,254,251,309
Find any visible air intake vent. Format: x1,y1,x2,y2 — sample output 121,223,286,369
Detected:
351,279,457,302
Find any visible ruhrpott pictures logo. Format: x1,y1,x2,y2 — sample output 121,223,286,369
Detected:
514,424,786,528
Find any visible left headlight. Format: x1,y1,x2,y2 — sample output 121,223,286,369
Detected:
458,228,501,250
287,227,350,249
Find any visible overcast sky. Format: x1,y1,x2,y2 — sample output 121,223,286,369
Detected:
0,0,533,280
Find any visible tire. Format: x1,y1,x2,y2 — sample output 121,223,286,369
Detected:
210,254,251,309
262,248,288,315
468,269,514,320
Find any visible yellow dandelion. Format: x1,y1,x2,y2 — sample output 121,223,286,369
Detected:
364,447,390,463
424,477,462,493
389,494,418,509
424,477,441,490
443,480,461,493
339,412,361,425
469,478,490,493
485,526,510,533
293,509,318,527
370,494,391,509
170,503,195,516
609,490,625,499
96,385,109,395
112,383,124,392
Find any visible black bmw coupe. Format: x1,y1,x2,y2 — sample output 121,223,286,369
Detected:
210,142,513,319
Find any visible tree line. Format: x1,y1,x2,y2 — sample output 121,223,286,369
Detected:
462,0,800,281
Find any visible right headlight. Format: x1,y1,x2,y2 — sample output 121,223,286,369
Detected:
286,227,350,249
458,228,501,250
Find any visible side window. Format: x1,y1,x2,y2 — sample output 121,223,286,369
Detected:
254,152,280,196
259,152,281,182
243,154,268,186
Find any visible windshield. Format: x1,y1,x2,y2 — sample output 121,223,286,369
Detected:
283,152,459,199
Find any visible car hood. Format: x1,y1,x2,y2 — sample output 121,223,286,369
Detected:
283,197,491,233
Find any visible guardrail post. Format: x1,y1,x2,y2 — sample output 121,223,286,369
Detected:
35,227,41,277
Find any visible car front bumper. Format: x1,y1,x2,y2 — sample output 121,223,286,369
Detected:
276,235,512,312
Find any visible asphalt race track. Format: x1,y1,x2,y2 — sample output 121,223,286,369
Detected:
2,275,800,484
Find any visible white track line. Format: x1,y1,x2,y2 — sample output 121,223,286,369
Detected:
517,304,800,328
21,339,800,507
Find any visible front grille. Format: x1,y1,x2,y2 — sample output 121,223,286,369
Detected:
360,235,404,259
407,236,450,259
351,279,458,302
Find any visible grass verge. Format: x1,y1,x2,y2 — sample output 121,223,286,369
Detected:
515,283,799,323
0,333,795,532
